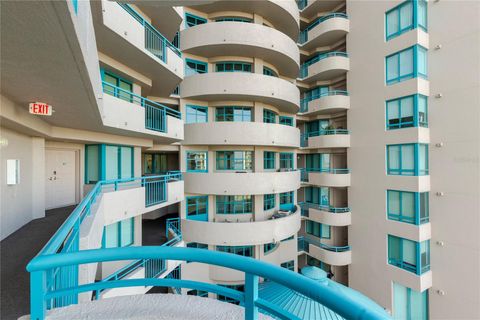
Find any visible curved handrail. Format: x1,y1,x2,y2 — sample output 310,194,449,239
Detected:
299,201,351,213
299,12,349,44
298,236,351,253
300,52,349,78
27,247,385,320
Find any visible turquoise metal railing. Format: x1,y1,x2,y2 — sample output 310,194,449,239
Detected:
300,129,350,147
117,3,181,60
28,172,182,311
300,168,309,182
299,52,348,78
299,201,351,214
305,167,351,174
27,246,386,320
299,90,349,113
298,236,351,253
102,81,181,132
299,13,348,44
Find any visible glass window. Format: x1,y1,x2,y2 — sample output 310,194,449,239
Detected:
264,242,276,254
263,66,278,77
185,59,208,75
186,196,208,221
386,45,428,85
185,13,207,28
281,260,295,271
85,144,133,182
305,186,329,206
264,151,276,170
217,246,253,257
263,109,277,123
105,145,119,180
388,235,430,275
279,116,294,126
304,86,329,102
393,283,428,320
215,62,252,73
103,218,134,248
215,17,252,23
120,147,132,179
85,145,100,184
143,153,167,175
306,220,331,239
387,144,428,176
186,105,208,124
215,107,252,122
216,151,253,170
102,70,133,102
387,190,429,224
216,195,253,214
279,153,294,170
279,191,294,211
386,94,428,129
264,194,275,210
186,151,208,172
386,0,428,40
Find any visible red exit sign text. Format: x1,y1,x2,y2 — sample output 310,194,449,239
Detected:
29,102,53,116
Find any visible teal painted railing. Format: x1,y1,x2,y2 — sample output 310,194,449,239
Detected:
300,129,350,147
299,13,348,44
117,3,181,60
28,172,182,313
300,52,349,78
102,81,181,132
299,90,349,113
27,247,385,320
298,236,351,253
299,201,351,214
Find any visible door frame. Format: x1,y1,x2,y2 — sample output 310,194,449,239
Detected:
45,147,81,210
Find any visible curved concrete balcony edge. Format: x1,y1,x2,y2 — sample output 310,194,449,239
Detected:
307,172,351,187
300,17,349,50
184,122,299,147
308,243,352,266
301,56,349,82
184,170,301,195
300,95,350,116
304,134,350,149
306,208,351,226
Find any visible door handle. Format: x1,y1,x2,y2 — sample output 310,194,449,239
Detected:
49,177,53,181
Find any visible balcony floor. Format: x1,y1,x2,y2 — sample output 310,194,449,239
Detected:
1,206,74,320
39,294,273,320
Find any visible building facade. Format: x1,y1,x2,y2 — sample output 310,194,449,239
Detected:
1,0,479,319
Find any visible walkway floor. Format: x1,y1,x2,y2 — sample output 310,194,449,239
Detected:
1,206,74,320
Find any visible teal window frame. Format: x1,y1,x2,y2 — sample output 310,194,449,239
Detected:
386,45,428,85
386,94,428,129
85,144,134,184
216,195,253,214
186,105,208,124
101,69,134,102
264,151,276,170
143,153,167,175
387,190,429,225
279,116,294,126
186,151,208,172
215,61,252,73
102,217,134,248
281,235,294,242
281,260,295,271
263,109,277,123
263,66,278,77
386,0,428,41
185,59,208,74
305,153,331,172
393,283,429,320
215,17,252,23
264,242,276,254
187,289,209,297
387,143,429,176
216,151,253,171
264,194,276,211
388,235,430,275
279,191,294,211
279,153,294,170
186,242,208,249
215,106,252,122
186,196,209,221
306,220,331,239
306,119,330,134
217,245,254,257
305,186,330,206
185,12,207,28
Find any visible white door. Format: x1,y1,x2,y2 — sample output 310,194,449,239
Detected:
45,149,77,209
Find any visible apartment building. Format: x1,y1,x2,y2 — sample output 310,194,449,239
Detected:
1,0,479,319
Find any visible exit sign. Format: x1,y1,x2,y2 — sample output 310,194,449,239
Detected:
29,102,53,116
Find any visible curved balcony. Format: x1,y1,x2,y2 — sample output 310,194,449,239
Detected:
300,202,351,226
181,22,299,78
300,130,350,149
93,1,183,96
184,122,300,148
184,170,300,195
298,0,345,18
180,73,300,113
182,208,300,246
190,0,299,41
299,52,349,81
299,91,350,115
298,236,351,266
299,13,349,51
303,169,351,187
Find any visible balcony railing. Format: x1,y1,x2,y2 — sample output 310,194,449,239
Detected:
298,236,351,253
117,3,181,61
299,13,349,44
299,201,351,214
102,81,181,133
299,52,349,78
297,0,308,10
300,90,349,113
300,129,350,147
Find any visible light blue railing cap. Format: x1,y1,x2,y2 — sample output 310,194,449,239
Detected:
301,266,328,280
